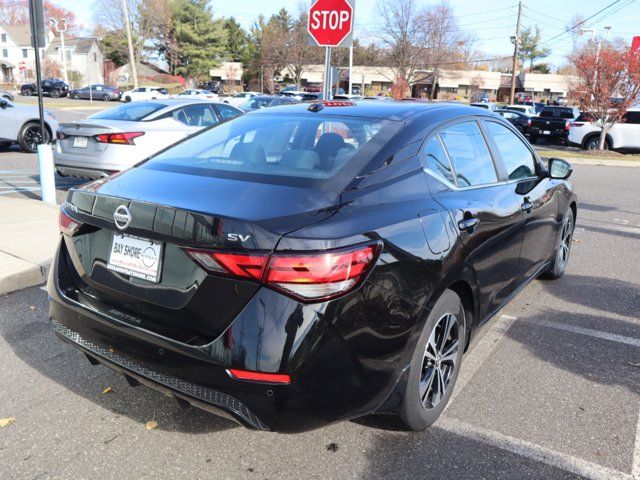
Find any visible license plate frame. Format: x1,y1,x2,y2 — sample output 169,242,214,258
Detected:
107,233,163,283
73,136,88,148
543,130,551,135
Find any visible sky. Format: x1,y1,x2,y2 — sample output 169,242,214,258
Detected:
58,0,640,70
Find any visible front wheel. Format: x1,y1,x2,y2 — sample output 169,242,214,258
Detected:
22,88,33,96
18,122,49,153
124,96,131,103
584,136,609,151
542,208,574,280
72,93,79,100
50,90,60,99
400,289,466,431
102,94,110,101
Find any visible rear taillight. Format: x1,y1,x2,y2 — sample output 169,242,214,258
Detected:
184,242,382,302
56,131,67,140
570,122,584,128
226,369,291,384
565,121,571,131
59,208,81,236
94,132,144,145
527,119,531,127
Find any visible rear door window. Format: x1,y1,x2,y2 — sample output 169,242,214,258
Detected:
485,121,537,180
421,135,455,185
181,103,217,127
214,104,241,121
439,121,498,187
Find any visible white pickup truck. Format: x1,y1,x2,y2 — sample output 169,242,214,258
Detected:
568,109,640,150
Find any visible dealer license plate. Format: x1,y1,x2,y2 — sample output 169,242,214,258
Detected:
107,233,163,283
543,130,551,135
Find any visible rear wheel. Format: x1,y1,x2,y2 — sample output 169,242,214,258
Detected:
584,135,610,151
22,88,33,96
102,94,110,101
50,90,60,99
18,122,49,153
72,92,79,99
124,96,131,103
400,290,465,431
542,208,574,280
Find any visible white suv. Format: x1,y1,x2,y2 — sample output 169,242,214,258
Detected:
569,109,640,150
121,86,170,103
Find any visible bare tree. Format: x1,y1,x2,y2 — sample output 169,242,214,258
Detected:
375,0,430,94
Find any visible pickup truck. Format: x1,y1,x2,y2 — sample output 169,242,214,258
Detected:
20,78,69,98
529,106,580,144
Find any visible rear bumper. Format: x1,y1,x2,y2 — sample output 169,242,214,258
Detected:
55,164,116,179
47,239,414,432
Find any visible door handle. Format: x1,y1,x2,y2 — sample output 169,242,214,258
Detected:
458,216,479,233
521,199,533,213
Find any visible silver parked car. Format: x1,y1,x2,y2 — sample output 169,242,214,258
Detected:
0,88,14,101
54,99,242,179
0,97,59,152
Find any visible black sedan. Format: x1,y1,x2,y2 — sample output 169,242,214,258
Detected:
48,101,577,432
496,108,531,135
70,84,121,101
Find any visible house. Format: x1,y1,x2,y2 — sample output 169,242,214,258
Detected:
109,62,171,87
45,35,104,85
0,24,39,83
0,24,104,86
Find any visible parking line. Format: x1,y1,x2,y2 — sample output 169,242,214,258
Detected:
0,188,41,194
438,417,633,480
520,317,640,348
446,314,516,411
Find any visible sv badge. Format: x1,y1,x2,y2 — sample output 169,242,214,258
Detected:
227,233,251,242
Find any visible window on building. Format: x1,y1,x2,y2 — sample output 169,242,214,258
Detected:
22,48,28,58
2,49,7,58
1,33,6,43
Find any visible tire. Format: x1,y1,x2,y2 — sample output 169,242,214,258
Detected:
18,122,50,153
72,93,79,100
529,135,538,144
400,289,466,431
151,97,157,100
583,135,609,151
542,208,574,280
102,94,110,101
124,96,131,103
50,90,60,99
22,88,33,96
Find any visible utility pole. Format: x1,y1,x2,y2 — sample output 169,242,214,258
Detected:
49,18,68,84
121,0,138,88
509,0,523,105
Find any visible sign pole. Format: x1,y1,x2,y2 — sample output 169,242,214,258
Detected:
323,46,331,100
348,45,353,95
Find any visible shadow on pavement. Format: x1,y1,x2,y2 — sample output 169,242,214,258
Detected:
0,287,237,434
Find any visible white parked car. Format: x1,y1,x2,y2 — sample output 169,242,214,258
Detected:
503,104,537,117
568,109,640,150
54,99,242,179
224,91,259,107
0,97,59,153
170,89,219,100
121,86,170,103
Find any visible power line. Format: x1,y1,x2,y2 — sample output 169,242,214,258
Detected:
537,0,631,46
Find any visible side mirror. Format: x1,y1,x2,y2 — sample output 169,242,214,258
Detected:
0,99,7,109
548,158,572,180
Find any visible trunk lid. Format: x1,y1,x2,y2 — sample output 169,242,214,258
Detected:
61,168,340,344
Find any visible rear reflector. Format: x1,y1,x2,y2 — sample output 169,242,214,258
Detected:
94,132,144,145
226,368,291,384
59,208,81,236
184,242,382,302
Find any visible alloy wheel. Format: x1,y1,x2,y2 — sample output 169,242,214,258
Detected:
557,215,573,269
23,126,45,151
419,313,459,410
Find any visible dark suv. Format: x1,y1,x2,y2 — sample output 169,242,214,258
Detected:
21,79,69,98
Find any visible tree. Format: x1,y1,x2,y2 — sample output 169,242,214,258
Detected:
571,42,640,149
286,12,323,89
531,63,551,74
0,0,78,33
518,26,551,71
223,17,248,62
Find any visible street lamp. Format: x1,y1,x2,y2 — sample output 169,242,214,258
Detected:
49,17,69,84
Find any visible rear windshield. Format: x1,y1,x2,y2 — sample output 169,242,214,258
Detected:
90,102,165,121
241,97,276,109
141,113,396,188
540,107,575,119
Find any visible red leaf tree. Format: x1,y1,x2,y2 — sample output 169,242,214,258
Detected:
572,42,640,150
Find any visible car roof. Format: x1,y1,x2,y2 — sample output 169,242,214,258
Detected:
248,101,491,121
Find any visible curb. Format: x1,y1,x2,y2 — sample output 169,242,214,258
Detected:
0,255,50,295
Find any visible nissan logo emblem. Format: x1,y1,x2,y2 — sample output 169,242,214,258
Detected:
113,205,132,230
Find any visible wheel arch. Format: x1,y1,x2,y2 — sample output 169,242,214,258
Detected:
581,131,613,150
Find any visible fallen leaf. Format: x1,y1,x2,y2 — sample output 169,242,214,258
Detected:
0,417,16,428
29,306,36,310
103,387,113,394
326,442,339,452
145,420,158,430
629,362,640,368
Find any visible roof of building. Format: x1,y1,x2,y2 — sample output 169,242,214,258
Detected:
47,36,97,54
1,25,32,46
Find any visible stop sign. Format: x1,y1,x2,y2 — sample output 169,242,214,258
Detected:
307,0,354,47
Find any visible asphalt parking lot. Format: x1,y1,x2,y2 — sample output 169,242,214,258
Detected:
0,147,638,478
